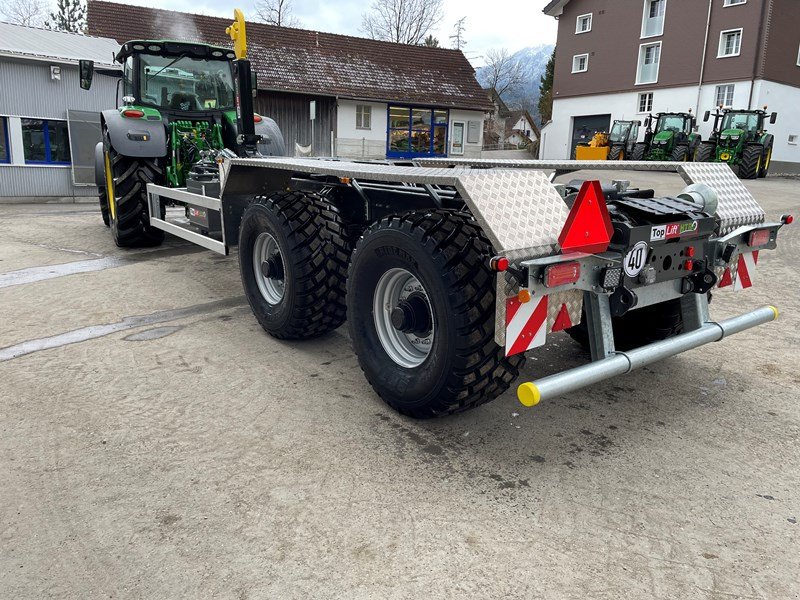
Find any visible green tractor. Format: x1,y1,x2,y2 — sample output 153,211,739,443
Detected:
694,108,777,179
79,10,284,247
630,112,701,162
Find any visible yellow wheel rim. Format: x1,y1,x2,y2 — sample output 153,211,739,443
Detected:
618,150,625,161
765,148,772,171
104,150,116,221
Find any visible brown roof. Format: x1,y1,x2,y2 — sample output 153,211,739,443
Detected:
86,0,493,112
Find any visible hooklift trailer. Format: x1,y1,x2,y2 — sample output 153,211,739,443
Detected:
98,12,791,418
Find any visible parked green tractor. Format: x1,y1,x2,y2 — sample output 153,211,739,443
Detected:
78,10,285,247
694,108,777,179
630,112,701,162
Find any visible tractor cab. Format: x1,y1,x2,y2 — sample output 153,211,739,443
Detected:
608,120,639,145
636,112,700,161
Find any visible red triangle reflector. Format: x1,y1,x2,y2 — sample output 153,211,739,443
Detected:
558,180,613,255
551,303,573,332
718,267,733,288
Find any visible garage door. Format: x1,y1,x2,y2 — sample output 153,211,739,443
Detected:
571,114,611,159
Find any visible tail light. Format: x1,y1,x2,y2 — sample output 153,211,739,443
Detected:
544,261,581,288
490,256,509,272
748,228,771,248
254,114,263,123
122,109,144,119
782,214,794,225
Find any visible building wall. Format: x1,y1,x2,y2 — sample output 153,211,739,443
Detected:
0,57,117,200
761,0,800,87
752,79,800,171
336,99,388,159
255,91,335,156
450,109,485,158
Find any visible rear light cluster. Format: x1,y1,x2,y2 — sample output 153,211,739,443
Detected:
748,228,771,248
544,261,581,288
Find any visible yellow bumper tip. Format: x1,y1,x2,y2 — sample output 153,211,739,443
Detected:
769,305,779,321
518,382,541,407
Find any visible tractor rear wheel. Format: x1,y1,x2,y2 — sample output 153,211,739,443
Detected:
631,142,647,161
738,144,763,180
608,145,625,161
238,191,349,340
671,145,690,162
694,142,716,163
566,299,684,352
758,138,774,178
347,209,524,418
99,185,110,227
104,144,165,247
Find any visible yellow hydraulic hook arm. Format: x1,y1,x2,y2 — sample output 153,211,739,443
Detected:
226,8,247,60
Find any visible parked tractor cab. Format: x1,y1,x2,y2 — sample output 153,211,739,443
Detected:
631,112,701,162
695,108,777,179
574,119,640,161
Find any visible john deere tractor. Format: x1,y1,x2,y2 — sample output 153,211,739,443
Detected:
79,10,285,247
574,120,641,161
630,112,701,162
694,108,777,179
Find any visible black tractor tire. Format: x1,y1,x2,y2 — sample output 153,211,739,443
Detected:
694,142,716,163
105,144,165,247
238,191,350,340
758,137,774,178
566,298,684,352
99,185,110,227
738,144,763,180
671,145,690,162
346,209,525,419
608,145,625,161
631,142,647,161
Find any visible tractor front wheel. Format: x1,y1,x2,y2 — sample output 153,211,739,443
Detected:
347,210,524,418
631,143,647,161
694,142,716,163
608,145,625,161
671,145,690,162
738,144,763,180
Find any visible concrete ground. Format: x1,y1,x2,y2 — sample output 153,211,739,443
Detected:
0,172,798,599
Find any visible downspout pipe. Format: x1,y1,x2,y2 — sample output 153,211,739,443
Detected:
695,0,713,116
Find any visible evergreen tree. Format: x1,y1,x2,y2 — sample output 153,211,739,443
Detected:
537,47,556,123
45,0,86,33
423,35,440,47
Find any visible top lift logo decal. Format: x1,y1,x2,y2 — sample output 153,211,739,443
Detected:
651,221,698,241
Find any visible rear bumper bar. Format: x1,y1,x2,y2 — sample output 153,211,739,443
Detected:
517,305,779,407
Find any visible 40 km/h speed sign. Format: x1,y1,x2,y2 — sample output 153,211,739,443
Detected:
624,241,649,278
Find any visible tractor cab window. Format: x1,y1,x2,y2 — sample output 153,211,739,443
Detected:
656,115,690,134
139,54,235,111
609,122,631,143
721,113,759,132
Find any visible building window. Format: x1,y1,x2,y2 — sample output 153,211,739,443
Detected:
636,42,661,84
0,117,9,164
576,13,592,34
572,54,589,73
715,84,735,108
641,0,666,38
387,106,448,158
789,135,798,146
797,43,800,67
718,29,742,58
638,92,654,113
21,119,71,164
356,105,372,130
723,0,746,5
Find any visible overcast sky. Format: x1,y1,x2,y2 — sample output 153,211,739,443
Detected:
120,0,557,66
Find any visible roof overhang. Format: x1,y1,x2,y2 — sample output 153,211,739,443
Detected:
543,0,570,17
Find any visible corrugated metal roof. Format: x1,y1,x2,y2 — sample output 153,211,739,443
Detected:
0,21,120,66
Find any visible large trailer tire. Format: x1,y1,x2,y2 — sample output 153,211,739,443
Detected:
694,141,716,163
738,144,762,180
99,185,110,227
238,191,349,340
631,142,647,161
346,209,525,419
566,298,683,352
105,144,165,247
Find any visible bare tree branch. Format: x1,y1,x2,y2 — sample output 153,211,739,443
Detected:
449,16,466,50
361,0,444,45
254,0,301,27
1,0,48,26
482,48,525,98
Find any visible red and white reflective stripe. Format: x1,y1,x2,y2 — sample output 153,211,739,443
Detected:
734,251,759,290
718,267,734,288
505,295,548,357
551,303,573,332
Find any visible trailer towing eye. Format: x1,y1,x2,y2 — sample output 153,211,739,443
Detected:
390,293,432,336
260,254,284,280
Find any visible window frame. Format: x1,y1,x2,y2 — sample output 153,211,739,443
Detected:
638,92,654,114
788,134,798,146
796,43,800,67
572,53,589,73
575,13,592,34
636,41,662,85
0,117,10,164
723,0,746,6
21,118,72,166
386,105,449,159
718,28,743,58
641,0,667,39
714,84,735,108
355,104,372,130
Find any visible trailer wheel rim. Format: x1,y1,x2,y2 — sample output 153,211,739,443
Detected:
253,232,285,305
373,268,434,368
